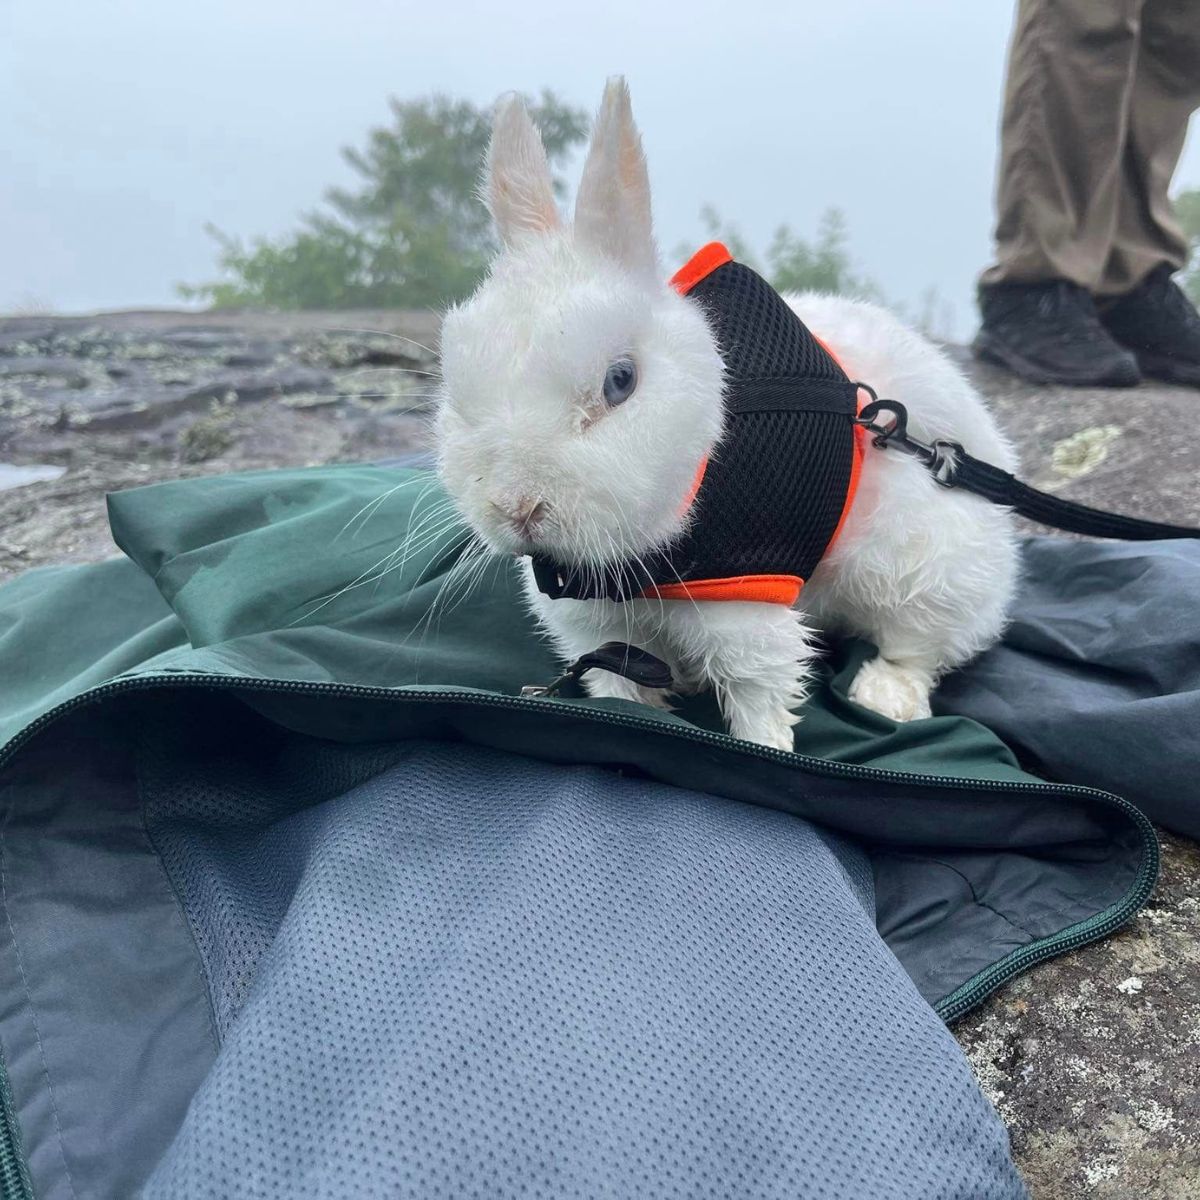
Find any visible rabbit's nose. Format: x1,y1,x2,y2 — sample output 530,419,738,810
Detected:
492,497,549,538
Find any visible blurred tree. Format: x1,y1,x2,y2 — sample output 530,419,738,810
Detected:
181,91,589,310
684,205,880,300
766,210,880,299
1175,187,1200,304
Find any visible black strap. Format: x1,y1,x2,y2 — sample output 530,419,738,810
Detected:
725,376,859,416
520,641,674,697
530,553,656,601
941,444,1200,540
855,395,1200,541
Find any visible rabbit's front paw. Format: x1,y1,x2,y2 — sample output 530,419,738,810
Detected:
726,703,800,753
849,656,933,722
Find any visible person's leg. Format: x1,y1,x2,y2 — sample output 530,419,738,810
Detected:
1100,0,1200,294
974,0,1143,386
1098,0,1200,385
984,0,1143,291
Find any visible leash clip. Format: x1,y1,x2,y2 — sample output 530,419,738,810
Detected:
852,385,962,486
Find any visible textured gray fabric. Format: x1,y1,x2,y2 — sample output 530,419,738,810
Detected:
145,741,1024,1200
938,536,1200,837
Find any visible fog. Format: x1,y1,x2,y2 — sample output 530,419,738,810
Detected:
5,0,1200,337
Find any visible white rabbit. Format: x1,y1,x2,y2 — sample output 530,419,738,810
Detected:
435,78,1019,751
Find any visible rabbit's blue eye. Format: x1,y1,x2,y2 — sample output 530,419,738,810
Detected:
602,358,638,407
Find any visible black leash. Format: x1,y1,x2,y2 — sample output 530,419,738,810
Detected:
853,387,1200,541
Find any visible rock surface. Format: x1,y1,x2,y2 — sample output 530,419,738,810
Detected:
0,309,440,577
1,310,1197,1198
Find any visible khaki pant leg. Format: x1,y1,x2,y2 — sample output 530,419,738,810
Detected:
1098,0,1200,294
982,0,1145,290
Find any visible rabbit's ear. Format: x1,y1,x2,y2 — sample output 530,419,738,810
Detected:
574,77,656,277
485,94,561,245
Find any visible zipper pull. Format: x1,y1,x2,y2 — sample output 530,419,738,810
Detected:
521,642,674,698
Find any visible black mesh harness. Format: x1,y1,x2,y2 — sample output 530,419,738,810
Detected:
528,242,1200,621
530,244,863,605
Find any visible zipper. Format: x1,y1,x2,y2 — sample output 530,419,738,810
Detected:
0,1057,30,1200
935,894,1151,1022
0,671,1159,1195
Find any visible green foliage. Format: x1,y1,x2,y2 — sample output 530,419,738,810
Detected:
682,207,961,336
686,205,880,301
1175,188,1200,305
766,211,881,300
181,91,589,311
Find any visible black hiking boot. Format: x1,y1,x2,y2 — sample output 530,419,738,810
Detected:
973,280,1142,387
1099,264,1200,387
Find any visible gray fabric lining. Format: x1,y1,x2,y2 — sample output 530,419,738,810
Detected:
0,694,1033,1199
145,740,1024,1199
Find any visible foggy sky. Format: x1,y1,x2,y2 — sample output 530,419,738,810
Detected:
4,0,1200,338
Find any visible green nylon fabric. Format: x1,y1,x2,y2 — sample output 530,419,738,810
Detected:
1,464,1038,779
0,466,1027,780
0,466,1157,1005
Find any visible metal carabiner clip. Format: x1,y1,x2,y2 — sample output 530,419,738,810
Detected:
852,386,933,463
851,383,962,486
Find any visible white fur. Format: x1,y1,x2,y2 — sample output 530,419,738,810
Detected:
574,77,658,279
436,79,1019,751
486,94,562,244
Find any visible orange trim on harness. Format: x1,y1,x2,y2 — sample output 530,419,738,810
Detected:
643,257,863,606
812,333,866,554
646,575,803,606
669,248,724,520
670,242,733,296
679,455,709,514
829,421,867,550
